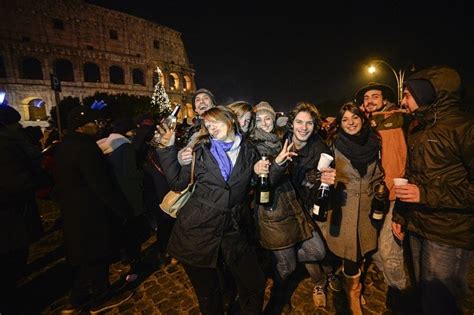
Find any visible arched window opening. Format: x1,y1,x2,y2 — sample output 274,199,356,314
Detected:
28,98,47,121
132,68,145,86
83,63,101,82
183,75,192,91
109,65,124,84
54,58,75,82
169,72,179,90
20,57,43,80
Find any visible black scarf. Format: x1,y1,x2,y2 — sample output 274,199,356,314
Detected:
335,125,380,177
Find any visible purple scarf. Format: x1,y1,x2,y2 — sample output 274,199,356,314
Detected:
210,138,234,182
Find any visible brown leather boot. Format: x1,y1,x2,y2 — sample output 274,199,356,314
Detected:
343,269,363,315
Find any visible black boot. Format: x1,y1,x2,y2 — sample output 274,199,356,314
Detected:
386,286,421,315
264,272,291,315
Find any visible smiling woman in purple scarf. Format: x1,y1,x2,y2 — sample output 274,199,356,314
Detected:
155,106,265,314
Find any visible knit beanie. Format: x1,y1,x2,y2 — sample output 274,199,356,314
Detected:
0,105,21,125
404,79,436,106
192,88,216,110
254,101,276,121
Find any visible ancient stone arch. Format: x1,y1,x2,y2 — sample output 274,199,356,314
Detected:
22,96,47,121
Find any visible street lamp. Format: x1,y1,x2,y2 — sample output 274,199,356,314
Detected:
367,60,415,105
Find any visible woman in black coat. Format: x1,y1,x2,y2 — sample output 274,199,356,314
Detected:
156,106,265,315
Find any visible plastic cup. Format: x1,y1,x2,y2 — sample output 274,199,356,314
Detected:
393,178,409,186
317,153,334,171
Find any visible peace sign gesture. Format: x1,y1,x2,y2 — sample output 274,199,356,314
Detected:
274,139,298,165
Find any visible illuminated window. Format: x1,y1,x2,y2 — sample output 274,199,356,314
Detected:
169,72,179,90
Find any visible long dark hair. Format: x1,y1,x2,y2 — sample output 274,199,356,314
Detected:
326,102,369,145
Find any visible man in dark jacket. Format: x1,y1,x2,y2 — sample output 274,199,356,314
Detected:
55,106,132,313
178,88,217,164
392,66,474,314
0,105,44,314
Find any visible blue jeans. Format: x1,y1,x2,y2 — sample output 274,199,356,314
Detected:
273,231,326,282
409,232,473,315
372,201,409,290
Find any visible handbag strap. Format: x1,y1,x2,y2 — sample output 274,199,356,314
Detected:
148,151,165,175
190,152,196,185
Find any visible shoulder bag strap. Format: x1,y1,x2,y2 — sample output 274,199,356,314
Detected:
190,152,196,185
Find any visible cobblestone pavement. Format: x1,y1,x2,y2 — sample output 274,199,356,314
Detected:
17,199,474,314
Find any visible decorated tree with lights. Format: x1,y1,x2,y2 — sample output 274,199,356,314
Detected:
150,66,172,117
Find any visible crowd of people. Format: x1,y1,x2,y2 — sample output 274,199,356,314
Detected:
0,65,472,315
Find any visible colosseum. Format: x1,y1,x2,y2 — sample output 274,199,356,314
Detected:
0,0,196,127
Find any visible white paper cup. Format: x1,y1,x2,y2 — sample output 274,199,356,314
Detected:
393,178,409,186
317,153,334,171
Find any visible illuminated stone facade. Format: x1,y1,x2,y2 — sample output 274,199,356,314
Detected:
0,0,196,126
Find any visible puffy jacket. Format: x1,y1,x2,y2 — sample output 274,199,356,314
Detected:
393,66,474,250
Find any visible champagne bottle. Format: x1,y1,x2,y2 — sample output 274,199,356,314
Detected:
257,155,271,207
369,181,389,221
165,104,181,129
312,182,330,221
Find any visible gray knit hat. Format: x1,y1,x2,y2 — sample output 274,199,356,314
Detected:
253,101,276,121
192,88,216,110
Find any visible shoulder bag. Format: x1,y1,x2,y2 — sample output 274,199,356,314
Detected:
159,152,196,218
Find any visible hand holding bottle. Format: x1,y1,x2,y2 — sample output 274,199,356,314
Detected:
157,122,176,147
255,154,272,207
254,158,270,176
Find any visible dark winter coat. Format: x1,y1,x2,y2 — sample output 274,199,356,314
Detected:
392,66,474,250
54,132,130,265
157,140,259,268
255,134,330,250
0,123,43,253
97,133,144,217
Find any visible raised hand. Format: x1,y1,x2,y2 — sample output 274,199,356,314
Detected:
157,122,176,147
274,139,298,165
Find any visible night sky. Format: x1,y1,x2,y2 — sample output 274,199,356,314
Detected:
86,0,473,115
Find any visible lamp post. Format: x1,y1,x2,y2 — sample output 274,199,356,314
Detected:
367,60,414,105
